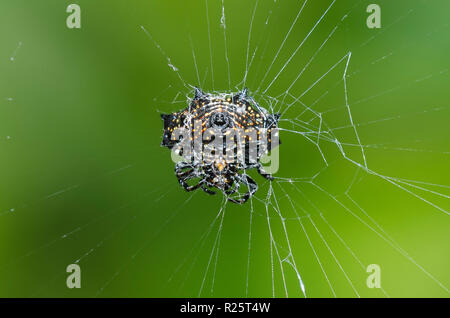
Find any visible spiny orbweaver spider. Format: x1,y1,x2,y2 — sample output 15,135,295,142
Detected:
160,88,280,204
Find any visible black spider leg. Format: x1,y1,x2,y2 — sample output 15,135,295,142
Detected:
227,174,257,204
225,177,240,196
257,164,274,180
198,165,217,195
244,163,274,180
175,162,203,192
175,162,196,179
201,183,216,195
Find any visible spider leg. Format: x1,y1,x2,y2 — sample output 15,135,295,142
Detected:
175,162,202,192
225,177,240,196
227,174,257,204
201,183,216,195
178,176,203,192
257,164,274,180
175,162,194,178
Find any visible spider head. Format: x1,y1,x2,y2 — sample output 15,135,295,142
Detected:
202,158,236,190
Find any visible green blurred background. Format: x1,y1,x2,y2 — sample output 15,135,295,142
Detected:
0,0,448,297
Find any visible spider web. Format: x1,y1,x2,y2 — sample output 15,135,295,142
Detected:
1,0,449,298
144,0,450,298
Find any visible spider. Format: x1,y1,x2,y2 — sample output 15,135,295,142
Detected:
160,87,280,204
